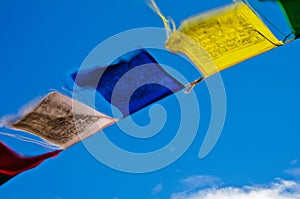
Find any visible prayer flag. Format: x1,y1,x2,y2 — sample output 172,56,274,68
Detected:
0,141,60,186
6,92,117,149
277,0,300,38
165,2,282,77
71,49,184,116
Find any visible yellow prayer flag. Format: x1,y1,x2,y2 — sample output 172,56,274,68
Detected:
165,2,282,77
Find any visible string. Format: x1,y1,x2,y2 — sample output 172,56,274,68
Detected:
254,29,283,46
147,0,174,38
0,132,61,150
242,0,292,41
283,31,295,43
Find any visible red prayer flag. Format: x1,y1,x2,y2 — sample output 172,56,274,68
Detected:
0,141,61,185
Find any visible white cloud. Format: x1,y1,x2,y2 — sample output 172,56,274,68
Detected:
171,179,300,199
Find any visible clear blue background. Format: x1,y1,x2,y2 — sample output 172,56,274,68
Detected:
0,0,299,198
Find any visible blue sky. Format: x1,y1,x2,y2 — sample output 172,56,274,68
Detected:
0,0,300,198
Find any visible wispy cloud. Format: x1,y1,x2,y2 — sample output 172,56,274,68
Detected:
290,160,298,165
152,184,163,194
181,175,221,191
171,179,300,199
285,168,300,177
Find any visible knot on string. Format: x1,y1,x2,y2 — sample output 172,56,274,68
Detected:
185,77,205,94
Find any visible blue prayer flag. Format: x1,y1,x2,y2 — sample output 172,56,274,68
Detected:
70,50,184,116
